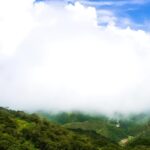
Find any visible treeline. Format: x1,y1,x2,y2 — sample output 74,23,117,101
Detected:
0,107,121,150
1,107,150,150
38,111,150,150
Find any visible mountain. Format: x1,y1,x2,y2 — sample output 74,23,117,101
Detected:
0,107,121,150
38,111,150,150
1,107,150,150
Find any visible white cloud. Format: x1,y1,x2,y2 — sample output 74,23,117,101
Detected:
0,1,150,114
79,0,149,6
96,10,117,26
0,0,34,56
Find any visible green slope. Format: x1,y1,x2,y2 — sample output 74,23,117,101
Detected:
38,111,149,141
2,107,150,150
0,107,121,150
38,111,150,149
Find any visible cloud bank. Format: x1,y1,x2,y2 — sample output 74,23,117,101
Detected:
0,0,150,114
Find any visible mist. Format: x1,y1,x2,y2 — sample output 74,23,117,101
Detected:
1,0,150,114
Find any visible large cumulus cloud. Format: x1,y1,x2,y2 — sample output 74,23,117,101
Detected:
0,0,150,114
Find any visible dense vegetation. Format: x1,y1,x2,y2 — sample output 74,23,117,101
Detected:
38,111,150,150
0,107,121,150
1,107,150,149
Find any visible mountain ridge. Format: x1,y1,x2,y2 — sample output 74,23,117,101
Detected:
1,107,150,149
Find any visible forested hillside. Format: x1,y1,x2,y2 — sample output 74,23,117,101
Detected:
1,107,150,150
0,107,121,150
38,111,150,150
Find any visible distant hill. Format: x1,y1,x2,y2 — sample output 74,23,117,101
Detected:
1,107,150,149
0,107,121,150
38,111,150,150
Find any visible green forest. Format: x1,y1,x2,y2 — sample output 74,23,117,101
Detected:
1,107,150,150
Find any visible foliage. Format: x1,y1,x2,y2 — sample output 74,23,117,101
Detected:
1,107,150,150
38,110,150,149
0,107,121,150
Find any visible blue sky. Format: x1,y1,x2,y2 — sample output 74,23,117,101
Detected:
90,0,150,29
35,0,150,30
1,0,150,113
85,0,150,30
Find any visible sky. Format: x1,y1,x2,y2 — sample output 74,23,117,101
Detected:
1,0,150,114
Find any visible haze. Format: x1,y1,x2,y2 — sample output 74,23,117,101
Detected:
0,0,150,114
